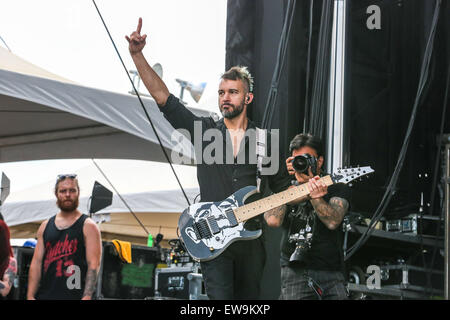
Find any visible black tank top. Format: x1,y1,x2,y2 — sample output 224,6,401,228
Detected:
36,214,88,300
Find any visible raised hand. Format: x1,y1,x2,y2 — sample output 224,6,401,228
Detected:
125,17,147,55
286,156,295,175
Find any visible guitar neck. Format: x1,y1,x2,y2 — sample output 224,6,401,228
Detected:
234,175,334,223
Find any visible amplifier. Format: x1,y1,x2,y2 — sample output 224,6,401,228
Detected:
10,247,34,300
97,242,161,300
384,214,443,236
154,266,207,300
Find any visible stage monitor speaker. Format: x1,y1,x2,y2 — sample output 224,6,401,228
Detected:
0,172,10,206
89,181,113,214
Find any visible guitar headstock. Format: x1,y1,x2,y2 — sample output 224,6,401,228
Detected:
331,166,374,185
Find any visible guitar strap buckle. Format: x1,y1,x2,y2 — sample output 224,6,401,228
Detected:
256,127,267,193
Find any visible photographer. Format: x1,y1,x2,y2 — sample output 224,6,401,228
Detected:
264,133,351,300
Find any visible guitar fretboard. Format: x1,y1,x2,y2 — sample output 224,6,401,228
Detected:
234,175,334,223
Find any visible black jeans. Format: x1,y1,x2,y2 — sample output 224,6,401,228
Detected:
280,266,348,300
200,238,266,300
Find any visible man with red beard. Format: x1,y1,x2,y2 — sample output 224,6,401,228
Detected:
27,174,102,300
126,19,291,300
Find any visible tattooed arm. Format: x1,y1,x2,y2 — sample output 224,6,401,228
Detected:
82,269,98,300
264,185,311,227
264,204,288,228
307,176,349,230
82,218,102,300
310,197,349,230
0,257,17,297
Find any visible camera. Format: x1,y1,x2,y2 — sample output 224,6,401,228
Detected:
291,153,318,175
289,241,311,264
288,225,313,264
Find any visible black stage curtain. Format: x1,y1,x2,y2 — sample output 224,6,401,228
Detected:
226,0,449,298
226,0,449,216
347,0,450,217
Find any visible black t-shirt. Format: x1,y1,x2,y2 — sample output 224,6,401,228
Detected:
36,214,88,300
280,182,351,271
159,94,291,203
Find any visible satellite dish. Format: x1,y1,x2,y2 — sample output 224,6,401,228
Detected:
153,63,163,79
0,172,10,206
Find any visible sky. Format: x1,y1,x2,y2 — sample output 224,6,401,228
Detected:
0,0,227,195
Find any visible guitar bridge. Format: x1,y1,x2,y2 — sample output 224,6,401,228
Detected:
193,219,213,239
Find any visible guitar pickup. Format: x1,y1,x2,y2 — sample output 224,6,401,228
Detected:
207,216,220,234
225,209,238,227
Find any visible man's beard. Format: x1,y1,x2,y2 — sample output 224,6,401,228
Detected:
220,101,245,119
57,198,79,212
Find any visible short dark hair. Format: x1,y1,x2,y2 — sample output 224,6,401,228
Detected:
54,177,80,195
289,133,324,157
221,66,254,93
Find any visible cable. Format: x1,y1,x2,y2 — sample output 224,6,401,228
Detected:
261,0,297,129
345,0,442,260
308,0,334,138
303,0,314,132
0,35,11,52
346,0,441,259
87,196,92,217
91,158,150,236
91,0,190,207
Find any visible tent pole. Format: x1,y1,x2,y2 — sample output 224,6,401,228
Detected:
327,0,347,173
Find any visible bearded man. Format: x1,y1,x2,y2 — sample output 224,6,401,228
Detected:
27,174,102,300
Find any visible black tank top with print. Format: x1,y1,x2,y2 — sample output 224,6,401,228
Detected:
36,214,88,300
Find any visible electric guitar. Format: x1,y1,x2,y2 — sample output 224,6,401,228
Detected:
178,166,374,262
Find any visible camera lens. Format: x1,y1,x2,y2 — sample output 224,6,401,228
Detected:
292,156,309,173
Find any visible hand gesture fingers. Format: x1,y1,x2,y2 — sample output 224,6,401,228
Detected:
136,16,143,34
126,17,147,55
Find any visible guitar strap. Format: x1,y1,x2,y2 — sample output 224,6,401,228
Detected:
255,127,267,193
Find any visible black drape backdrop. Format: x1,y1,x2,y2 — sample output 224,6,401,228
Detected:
226,0,449,299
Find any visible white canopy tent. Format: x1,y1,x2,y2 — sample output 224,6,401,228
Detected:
2,159,200,245
0,46,217,245
0,46,215,164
